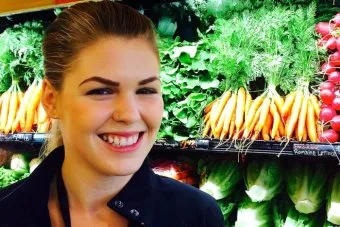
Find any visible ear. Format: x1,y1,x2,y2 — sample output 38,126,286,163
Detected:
41,79,60,119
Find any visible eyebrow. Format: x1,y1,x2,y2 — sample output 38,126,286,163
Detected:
79,76,159,87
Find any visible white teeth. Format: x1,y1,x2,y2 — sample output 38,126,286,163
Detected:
101,133,140,147
114,136,120,145
127,137,134,145
120,137,127,146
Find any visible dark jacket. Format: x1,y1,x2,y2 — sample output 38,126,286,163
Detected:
0,146,224,227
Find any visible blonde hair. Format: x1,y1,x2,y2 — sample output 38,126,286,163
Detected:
41,0,158,156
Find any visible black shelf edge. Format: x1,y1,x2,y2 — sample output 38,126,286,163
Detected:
0,133,339,158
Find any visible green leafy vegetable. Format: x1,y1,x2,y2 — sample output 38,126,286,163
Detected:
235,196,272,227
245,159,283,202
198,158,242,200
285,162,328,214
0,166,29,188
327,170,340,225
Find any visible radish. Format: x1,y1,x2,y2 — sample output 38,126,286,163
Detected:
333,97,340,110
319,129,339,142
330,51,340,66
321,103,330,108
321,62,336,75
331,115,340,131
315,22,332,37
320,81,335,91
320,106,337,123
326,37,337,50
320,89,336,105
318,34,332,47
331,14,340,28
328,71,340,84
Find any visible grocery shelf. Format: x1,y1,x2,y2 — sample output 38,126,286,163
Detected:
0,133,339,159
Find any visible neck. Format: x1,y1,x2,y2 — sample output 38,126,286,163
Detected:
60,153,133,212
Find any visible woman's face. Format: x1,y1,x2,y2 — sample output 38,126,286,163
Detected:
51,37,163,176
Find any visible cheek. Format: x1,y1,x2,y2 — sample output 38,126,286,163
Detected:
141,97,163,129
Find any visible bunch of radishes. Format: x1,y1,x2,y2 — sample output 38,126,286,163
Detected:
316,13,340,143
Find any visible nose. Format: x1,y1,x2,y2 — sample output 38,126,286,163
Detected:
112,93,141,124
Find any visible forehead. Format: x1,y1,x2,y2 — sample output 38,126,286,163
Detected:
66,37,159,83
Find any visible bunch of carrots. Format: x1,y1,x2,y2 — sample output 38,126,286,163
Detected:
202,86,321,143
0,79,51,134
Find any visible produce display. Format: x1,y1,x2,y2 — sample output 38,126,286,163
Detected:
196,157,340,226
0,21,51,134
316,12,340,143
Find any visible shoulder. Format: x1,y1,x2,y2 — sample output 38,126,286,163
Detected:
153,175,224,226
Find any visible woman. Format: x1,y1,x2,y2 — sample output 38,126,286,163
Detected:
0,1,224,227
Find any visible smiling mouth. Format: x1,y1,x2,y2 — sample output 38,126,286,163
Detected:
98,132,144,147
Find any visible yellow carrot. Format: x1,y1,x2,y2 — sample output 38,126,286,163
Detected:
244,92,252,117
282,91,296,118
228,111,236,139
204,112,211,124
4,87,19,134
0,90,11,132
235,87,246,132
243,106,261,139
244,95,264,129
13,81,37,132
274,94,284,116
307,100,318,142
212,91,231,131
302,124,307,142
210,100,220,133
297,95,308,141
24,80,42,132
204,99,217,114
309,94,320,118
285,91,303,139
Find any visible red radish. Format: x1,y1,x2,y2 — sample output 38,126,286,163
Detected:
331,115,340,131
320,106,337,123
318,34,333,47
320,89,336,105
332,15,340,28
328,71,340,84
330,51,340,66
326,37,337,50
321,62,336,75
319,129,339,142
320,81,335,91
315,22,332,37
321,103,331,108
333,97,340,110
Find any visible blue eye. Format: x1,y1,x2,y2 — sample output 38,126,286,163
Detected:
137,88,157,95
86,88,113,95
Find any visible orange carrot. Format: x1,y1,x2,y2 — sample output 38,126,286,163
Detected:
307,100,318,142
270,102,281,139
285,91,303,139
4,87,19,134
235,87,246,132
282,91,296,118
24,80,42,132
255,97,271,132
212,91,231,131
278,118,285,137
204,112,211,124
0,90,11,132
302,124,307,142
243,106,261,139
204,99,217,114
244,95,264,129
210,99,220,134
309,94,320,118
228,111,236,139
203,119,211,137
262,113,273,141
219,92,237,139
297,95,308,141
13,81,37,132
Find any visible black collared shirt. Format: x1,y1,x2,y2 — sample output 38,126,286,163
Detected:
0,146,224,227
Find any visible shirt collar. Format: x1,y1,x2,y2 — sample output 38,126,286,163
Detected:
5,145,157,226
